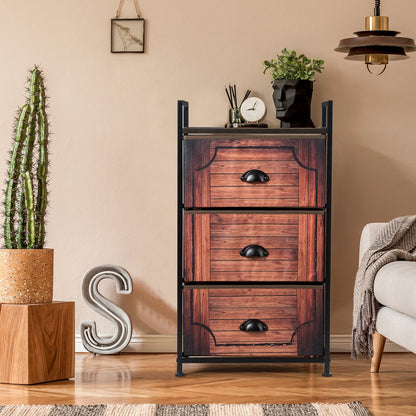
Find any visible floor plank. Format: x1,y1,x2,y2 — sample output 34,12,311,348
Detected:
0,353,414,416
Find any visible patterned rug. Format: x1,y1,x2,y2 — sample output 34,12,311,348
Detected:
0,403,370,415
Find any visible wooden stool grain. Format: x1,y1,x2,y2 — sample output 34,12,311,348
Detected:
0,301,75,384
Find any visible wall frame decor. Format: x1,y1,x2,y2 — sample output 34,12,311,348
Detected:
111,0,145,53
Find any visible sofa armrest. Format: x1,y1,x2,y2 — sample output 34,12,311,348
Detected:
359,223,386,265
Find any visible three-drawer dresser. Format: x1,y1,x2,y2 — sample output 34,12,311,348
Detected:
177,100,333,377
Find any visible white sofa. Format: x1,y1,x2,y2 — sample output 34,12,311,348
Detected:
359,223,416,372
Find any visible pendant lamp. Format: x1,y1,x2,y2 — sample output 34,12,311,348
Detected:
335,0,416,75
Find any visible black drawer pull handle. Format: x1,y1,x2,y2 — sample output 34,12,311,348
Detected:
240,169,270,183
240,244,269,258
239,319,268,332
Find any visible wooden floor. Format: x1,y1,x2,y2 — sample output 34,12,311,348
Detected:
0,353,415,415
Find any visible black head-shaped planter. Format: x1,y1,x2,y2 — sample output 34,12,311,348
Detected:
272,79,314,128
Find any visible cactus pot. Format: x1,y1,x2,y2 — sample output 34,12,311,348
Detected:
0,249,53,304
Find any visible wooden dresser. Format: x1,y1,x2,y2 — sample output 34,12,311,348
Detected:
177,100,333,377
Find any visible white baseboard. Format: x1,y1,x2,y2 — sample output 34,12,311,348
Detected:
75,334,408,353
75,334,177,353
329,334,407,353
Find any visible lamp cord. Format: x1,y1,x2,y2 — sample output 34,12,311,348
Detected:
374,0,381,16
116,0,141,18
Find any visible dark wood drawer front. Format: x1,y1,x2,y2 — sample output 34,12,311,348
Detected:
183,213,324,283
183,288,323,356
184,138,325,208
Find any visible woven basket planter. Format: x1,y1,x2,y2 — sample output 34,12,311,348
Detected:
0,249,53,304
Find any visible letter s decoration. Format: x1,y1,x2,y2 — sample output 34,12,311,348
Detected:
80,264,133,354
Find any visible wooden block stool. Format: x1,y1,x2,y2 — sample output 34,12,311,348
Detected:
0,301,75,384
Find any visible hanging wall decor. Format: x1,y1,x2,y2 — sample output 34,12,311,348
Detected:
111,0,145,53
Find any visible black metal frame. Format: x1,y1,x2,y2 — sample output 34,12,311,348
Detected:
176,100,333,377
111,18,145,53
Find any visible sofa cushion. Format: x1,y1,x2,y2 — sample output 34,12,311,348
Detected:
376,307,416,354
374,261,416,319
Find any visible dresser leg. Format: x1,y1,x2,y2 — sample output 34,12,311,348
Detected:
322,359,332,377
175,360,185,377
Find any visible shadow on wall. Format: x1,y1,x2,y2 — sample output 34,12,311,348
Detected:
339,143,416,222
331,143,416,330
110,279,176,335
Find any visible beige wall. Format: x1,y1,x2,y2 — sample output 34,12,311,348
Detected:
1,0,416,338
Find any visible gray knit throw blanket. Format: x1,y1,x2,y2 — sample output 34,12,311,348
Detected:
352,215,416,359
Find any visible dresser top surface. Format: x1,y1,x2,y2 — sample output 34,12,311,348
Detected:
182,126,327,138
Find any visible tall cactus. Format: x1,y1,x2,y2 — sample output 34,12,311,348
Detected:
3,67,50,249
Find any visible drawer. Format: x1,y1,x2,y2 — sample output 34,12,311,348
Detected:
184,137,326,208
183,288,323,356
183,212,325,283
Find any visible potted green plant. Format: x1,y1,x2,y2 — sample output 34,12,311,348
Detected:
0,66,53,304
263,49,324,127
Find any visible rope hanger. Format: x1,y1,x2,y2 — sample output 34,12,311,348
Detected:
115,0,142,18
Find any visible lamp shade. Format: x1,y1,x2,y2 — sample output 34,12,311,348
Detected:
335,2,416,73
335,33,416,61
